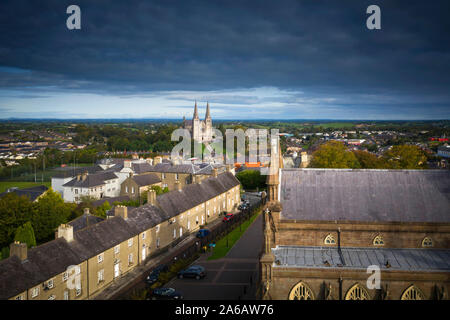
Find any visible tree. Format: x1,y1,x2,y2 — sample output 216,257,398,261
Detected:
0,193,35,249
95,201,111,218
14,221,36,248
236,170,266,190
32,188,73,243
309,141,360,168
353,150,388,169
384,145,427,169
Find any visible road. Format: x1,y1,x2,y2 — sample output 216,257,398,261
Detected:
166,200,263,300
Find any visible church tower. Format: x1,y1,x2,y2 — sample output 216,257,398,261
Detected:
266,136,283,202
204,101,212,142
192,101,201,141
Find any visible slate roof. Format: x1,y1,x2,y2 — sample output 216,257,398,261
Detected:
280,169,450,223
132,173,161,186
67,214,104,232
0,185,48,202
149,163,197,174
52,165,103,178
131,162,153,174
272,245,450,272
91,196,131,207
62,171,118,188
155,172,240,216
127,204,170,234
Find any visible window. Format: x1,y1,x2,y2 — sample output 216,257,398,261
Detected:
196,216,199,224
345,284,370,300
288,282,314,300
128,253,133,265
125,186,128,193
142,232,146,240
173,229,176,239
75,189,78,194
401,285,424,300
156,238,160,248
131,187,135,194
128,238,133,247
15,295,23,300
155,225,160,233
373,235,384,246
114,245,120,254
207,210,210,217
187,220,191,230
63,272,68,282
214,207,217,214
76,288,81,296
31,287,39,298
47,279,54,289
175,173,179,180
422,237,433,247
98,253,104,263
162,173,165,179
179,227,183,237
64,290,69,301
98,269,104,283
48,295,55,300
324,234,336,245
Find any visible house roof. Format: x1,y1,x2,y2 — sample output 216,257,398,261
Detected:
91,196,131,207
272,245,450,272
132,173,161,186
67,214,104,232
131,162,153,174
62,171,118,188
155,172,239,217
280,169,450,223
0,185,48,202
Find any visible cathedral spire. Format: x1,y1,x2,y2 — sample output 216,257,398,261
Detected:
205,101,211,119
193,101,199,119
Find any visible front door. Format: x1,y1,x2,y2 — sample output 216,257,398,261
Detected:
142,246,146,261
114,263,120,278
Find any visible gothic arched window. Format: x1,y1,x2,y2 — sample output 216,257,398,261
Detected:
324,234,336,245
345,284,371,300
288,282,314,300
401,285,425,300
373,235,384,246
422,237,433,247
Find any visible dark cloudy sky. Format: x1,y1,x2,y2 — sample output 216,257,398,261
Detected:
0,0,449,119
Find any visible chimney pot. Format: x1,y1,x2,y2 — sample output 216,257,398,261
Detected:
83,207,90,215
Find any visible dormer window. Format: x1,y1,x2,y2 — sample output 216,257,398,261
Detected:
422,237,433,247
373,235,384,246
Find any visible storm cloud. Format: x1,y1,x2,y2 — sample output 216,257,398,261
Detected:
0,0,449,119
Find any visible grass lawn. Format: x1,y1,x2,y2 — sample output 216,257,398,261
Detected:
0,181,51,193
207,211,261,261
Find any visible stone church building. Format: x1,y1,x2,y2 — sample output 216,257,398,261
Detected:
183,102,213,143
261,153,450,300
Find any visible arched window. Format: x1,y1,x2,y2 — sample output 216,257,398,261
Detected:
401,285,425,300
422,237,433,247
373,235,384,246
288,282,314,300
324,234,336,245
345,284,370,300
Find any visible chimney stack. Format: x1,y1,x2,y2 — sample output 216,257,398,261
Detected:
212,168,218,178
57,224,74,242
76,174,81,181
145,158,153,165
115,205,128,220
10,241,27,261
81,171,88,181
83,207,90,215
124,160,132,168
175,181,182,192
154,156,162,165
147,189,157,205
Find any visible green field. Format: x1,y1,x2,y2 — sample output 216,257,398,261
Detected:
207,211,260,261
0,181,51,193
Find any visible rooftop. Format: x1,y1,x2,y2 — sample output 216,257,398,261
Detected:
272,245,450,272
280,169,450,223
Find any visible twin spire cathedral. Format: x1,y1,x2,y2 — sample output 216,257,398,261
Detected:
183,101,213,143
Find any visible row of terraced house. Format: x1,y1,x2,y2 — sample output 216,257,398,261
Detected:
0,170,241,300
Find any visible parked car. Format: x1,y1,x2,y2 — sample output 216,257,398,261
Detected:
177,265,206,280
196,229,210,238
145,264,169,285
222,213,234,222
149,287,183,300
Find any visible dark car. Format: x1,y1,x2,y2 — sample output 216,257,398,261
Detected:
177,265,206,280
149,287,183,300
222,213,234,222
196,229,210,238
238,204,248,210
145,264,169,285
